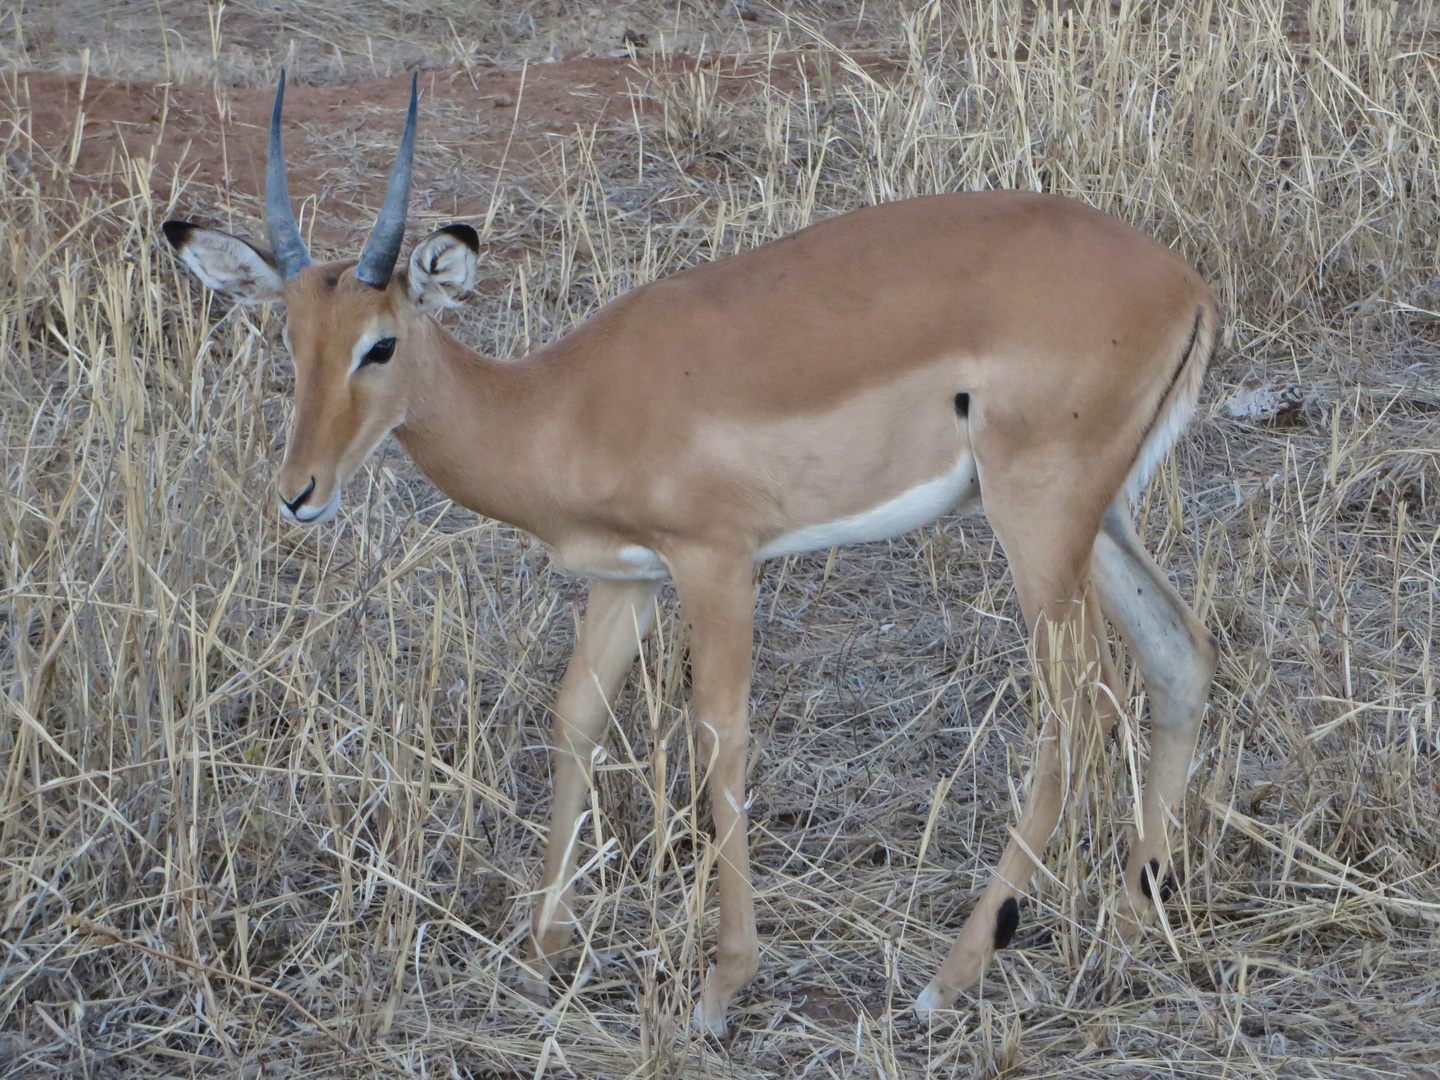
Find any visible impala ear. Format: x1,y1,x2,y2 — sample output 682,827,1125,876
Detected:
162,221,286,304
408,224,479,312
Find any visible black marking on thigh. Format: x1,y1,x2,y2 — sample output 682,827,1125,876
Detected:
1139,308,1203,441
993,896,1020,950
954,391,970,417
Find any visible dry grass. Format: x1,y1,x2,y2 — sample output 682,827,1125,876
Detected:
0,1,896,83
4,1,1440,1077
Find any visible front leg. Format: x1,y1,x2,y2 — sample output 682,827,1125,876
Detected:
670,547,760,1036
523,578,661,995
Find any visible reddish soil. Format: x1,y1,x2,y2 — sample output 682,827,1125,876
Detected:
12,60,638,195
5,51,896,246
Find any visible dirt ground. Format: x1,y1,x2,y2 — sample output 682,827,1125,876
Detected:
7,53,876,247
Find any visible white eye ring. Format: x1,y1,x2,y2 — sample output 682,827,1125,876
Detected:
358,337,397,368
348,329,397,374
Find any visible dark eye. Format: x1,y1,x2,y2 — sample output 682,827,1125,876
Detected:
360,336,396,367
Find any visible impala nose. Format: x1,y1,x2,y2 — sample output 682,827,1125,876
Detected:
282,476,316,517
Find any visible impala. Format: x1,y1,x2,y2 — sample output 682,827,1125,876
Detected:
164,73,1219,1034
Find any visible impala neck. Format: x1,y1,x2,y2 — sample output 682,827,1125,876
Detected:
392,316,559,537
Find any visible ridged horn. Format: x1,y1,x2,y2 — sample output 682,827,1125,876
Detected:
354,73,418,289
265,69,314,281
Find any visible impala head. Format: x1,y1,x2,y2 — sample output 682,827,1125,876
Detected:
163,71,480,524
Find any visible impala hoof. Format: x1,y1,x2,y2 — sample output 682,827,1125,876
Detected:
915,978,959,1016
514,964,553,1003
693,998,729,1038
1117,881,1162,947
694,967,748,1037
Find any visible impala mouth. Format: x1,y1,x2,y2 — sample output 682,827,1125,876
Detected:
280,484,343,525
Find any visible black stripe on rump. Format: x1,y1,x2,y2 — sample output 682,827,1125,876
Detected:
1135,305,1204,449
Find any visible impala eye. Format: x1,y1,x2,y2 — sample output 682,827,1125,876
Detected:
360,336,396,367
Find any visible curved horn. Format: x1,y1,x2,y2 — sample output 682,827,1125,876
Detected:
354,73,418,289
266,70,314,281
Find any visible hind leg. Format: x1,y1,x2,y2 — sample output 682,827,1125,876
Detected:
1091,501,1217,932
918,480,1120,1012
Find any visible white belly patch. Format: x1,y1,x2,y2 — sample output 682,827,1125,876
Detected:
544,541,669,581
757,454,979,561
614,544,668,579
547,456,979,581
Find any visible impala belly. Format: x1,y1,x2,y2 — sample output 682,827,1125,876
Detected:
757,451,979,560
545,538,670,581
543,454,979,581
542,362,979,580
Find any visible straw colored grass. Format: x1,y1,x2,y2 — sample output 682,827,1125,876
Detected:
3,1,1440,1077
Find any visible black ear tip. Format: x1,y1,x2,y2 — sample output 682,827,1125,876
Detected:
161,220,195,249
440,223,480,252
